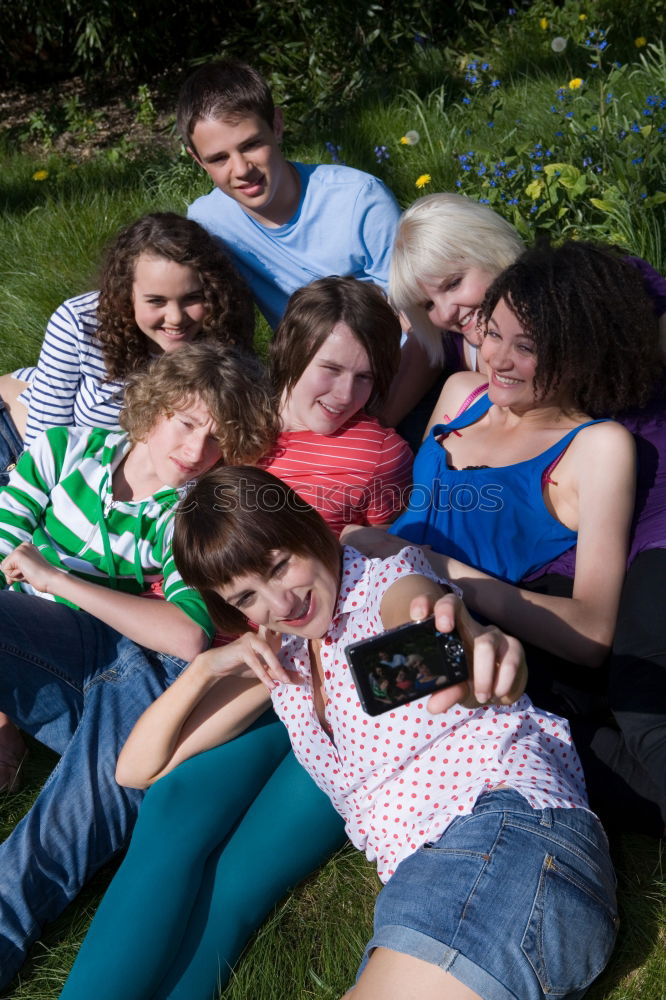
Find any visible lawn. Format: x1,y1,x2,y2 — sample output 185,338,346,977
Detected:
1,0,665,996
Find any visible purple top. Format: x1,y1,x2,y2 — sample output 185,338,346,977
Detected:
528,256,666,581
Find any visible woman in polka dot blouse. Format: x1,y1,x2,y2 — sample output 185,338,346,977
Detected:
113,467,619,1000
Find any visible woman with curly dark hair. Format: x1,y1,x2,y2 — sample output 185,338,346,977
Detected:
348,239,666,835
0,212,253,479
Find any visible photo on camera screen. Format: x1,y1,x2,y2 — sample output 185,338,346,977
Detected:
345,617,468,717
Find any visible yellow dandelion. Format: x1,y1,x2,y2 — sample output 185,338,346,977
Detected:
579,13,587,20
634,36,647,47
568,77,583,90
32,169,49,181
539,17,549,29
415,173,431,189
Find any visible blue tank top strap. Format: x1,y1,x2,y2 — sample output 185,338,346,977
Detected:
532,418,610,469
431,391,492,437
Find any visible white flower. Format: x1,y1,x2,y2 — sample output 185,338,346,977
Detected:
551,36,568,52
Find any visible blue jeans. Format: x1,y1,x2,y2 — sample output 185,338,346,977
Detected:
364,789,618,1000
0,396,23,487
0,591,187,989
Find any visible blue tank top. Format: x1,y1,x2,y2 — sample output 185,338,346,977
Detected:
390,393,606,583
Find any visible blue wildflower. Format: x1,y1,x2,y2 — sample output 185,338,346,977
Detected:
487,121,495,128
507,197,519,205
455,179,463,187
640,193,647,199
554,130,564,137
508,7,516,14
477,164,487,176
646,96,658,106
325,141,343,163
632,156,644,164
479,198,490,204
481,62,490,71
462,96,471,105
374,145,390,163
507,168,517,178
582,157,593,167
414,33,427,46
565,112,574,119
490,79,501,88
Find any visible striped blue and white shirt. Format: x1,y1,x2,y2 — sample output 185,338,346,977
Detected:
17,291,125,444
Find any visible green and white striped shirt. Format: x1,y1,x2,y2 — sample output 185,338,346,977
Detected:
0,426,213,639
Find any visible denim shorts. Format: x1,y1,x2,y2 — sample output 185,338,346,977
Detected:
360,789,619,1000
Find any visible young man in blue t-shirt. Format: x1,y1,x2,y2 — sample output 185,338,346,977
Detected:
178,59,401,329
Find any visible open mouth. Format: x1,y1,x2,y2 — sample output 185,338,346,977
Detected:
237,175,265,196
457,310,482,336
319,401,346,418
492,371,522,386
280,591,314,628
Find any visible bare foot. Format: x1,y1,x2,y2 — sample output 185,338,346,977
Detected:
0,712,27,793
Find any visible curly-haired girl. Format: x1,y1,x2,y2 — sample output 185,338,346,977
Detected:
0,212,253,478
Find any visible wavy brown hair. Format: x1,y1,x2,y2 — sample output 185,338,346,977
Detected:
96,213,254,380
172,466,341,635
270,276,401,417
481,240,662,416
120,343,278,465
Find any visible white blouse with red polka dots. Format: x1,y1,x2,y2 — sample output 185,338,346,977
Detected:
271,546,589,884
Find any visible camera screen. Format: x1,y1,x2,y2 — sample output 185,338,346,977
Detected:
345,618,468,716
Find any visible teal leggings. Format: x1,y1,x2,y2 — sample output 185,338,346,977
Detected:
59,710,345,1000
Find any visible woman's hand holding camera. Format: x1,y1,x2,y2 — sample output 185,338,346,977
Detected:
409,592,527,714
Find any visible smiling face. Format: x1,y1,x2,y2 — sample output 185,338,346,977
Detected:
218,550,339,639
280,322,374,435
188,112,299,227
418,267,496,347
138,396,223,490
132,253,207,354
481,297,540,408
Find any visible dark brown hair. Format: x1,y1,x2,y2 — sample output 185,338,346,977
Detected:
177,59,275,151
481,240,662,416
96,212,254,380
173,466,341,634
120,343,278,464
270,276,401,417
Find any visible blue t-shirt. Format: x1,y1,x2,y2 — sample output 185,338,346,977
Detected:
188,161,401,328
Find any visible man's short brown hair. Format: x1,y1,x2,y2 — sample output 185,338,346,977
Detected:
177,59,275,152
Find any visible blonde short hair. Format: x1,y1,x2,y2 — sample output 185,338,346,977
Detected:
390,193,524,364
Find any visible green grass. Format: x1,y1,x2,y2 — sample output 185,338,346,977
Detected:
1,0,665,996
